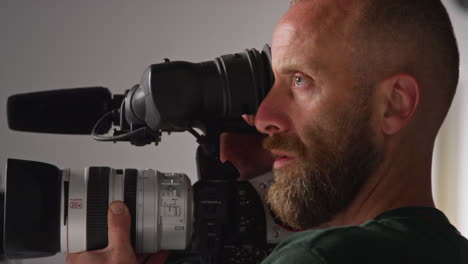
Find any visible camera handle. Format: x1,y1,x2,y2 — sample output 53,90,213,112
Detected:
192,124,268,264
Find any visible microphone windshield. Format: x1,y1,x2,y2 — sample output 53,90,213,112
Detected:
7,87,113,134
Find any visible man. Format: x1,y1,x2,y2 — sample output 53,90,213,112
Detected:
67,0,468,263
255,0,468,263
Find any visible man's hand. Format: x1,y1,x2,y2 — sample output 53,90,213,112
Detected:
220,132,273,180
66,201,169,264
220,115,274,180
65,202,136,264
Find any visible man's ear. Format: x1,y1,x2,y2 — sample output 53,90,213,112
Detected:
379,74,420,135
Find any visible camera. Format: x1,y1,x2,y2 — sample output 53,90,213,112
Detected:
3,45,296,264
5,160,291,263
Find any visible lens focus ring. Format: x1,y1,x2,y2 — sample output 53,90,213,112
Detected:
124,169,138,248
86,167,110,251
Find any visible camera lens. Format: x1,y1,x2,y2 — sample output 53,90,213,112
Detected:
4,159,193,258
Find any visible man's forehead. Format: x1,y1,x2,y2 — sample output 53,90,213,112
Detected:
271,0,363,68
272,23,300,49
270,2,341,66
275,0,363,40
271,23,323,75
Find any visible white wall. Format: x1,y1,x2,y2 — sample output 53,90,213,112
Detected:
434,0,468,237
1,1,467,263
447,0,468,237
0,1,288,263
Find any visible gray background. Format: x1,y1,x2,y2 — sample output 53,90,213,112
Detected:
0,1,466,263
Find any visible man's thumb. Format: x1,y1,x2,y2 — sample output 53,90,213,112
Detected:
107,201,132,250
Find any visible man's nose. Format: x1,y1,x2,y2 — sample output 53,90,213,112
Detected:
254,87,290,136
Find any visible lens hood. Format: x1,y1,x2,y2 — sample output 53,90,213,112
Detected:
4,159,62,258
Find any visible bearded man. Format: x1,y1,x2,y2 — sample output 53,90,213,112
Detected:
254,0,468,263
68,0,468,263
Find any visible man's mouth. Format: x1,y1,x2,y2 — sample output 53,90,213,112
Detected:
271,150,294,169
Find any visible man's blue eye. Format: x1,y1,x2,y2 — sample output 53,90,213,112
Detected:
294,76,307,86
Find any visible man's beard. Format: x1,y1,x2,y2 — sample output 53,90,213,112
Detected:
263,98,382,230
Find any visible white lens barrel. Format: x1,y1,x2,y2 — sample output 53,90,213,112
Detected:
136,169,160,253
159,172,192,250
61,168,192,254
64,168,88,253
108,169,125,204
134,170,193,252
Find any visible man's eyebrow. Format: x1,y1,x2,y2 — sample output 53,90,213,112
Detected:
276,58,324,75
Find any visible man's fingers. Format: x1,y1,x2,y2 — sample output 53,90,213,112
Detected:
66,253,78,263
143,250,170,264
65,202,137,264
242,114,256,126
137,254,151,263
107,201,132,250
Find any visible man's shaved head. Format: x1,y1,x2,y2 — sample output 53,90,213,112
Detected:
258,0,459,229
291,0,459,129
359,0,459,107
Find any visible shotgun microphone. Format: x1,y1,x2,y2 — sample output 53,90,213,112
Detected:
7,87,114,135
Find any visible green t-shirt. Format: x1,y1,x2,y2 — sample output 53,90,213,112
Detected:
261,207,468,264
